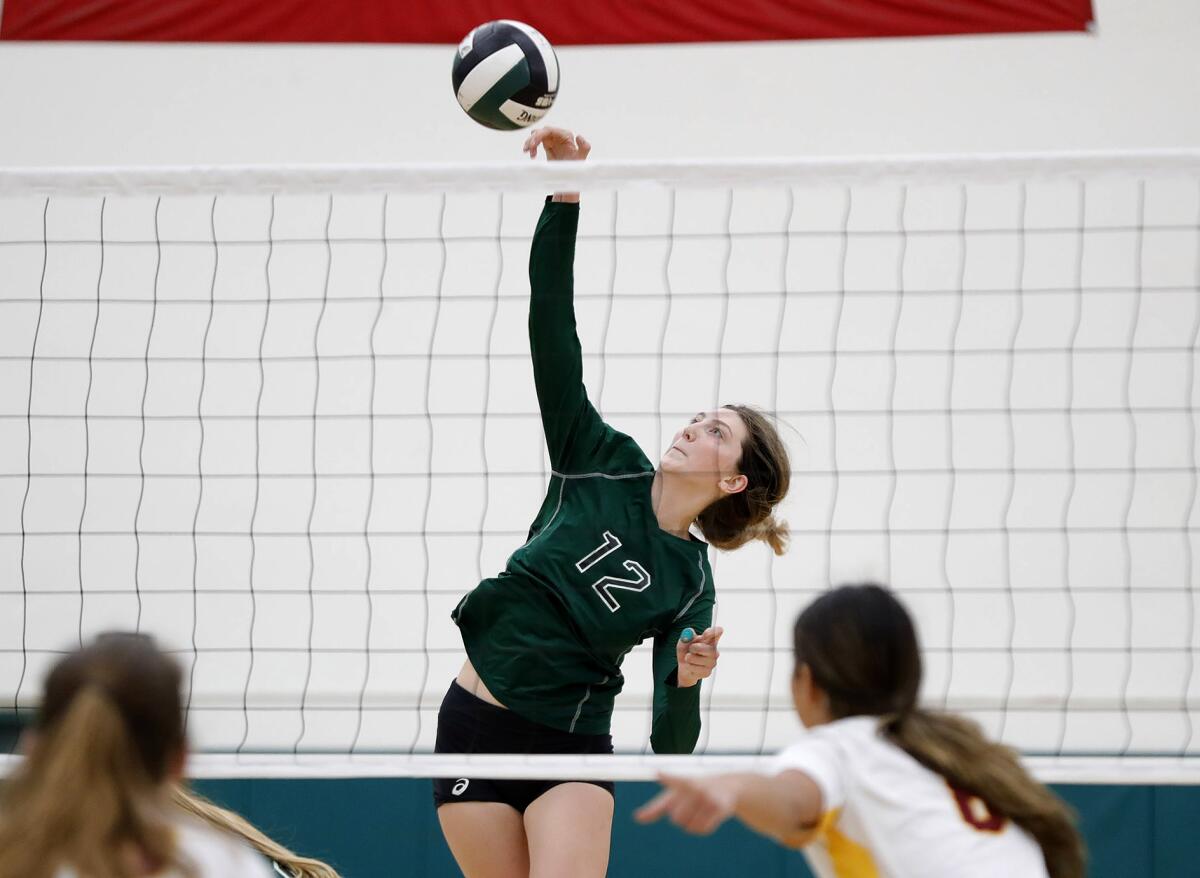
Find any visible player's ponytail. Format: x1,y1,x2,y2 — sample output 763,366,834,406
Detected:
793,584,1085,878
695,404,790,555
172,785,343,878
0,633,191,878
884,710,1084,878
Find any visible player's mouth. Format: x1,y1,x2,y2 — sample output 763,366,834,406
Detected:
670,445,687,457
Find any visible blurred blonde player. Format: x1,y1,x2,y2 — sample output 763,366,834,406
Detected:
0,632,272,878
637,583,1085,878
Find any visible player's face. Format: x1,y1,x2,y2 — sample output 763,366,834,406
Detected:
659,408,749,488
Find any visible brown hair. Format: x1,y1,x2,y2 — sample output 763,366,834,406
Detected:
0,632,192,878
793,584,1085,878
694,404,790,555
172,785,342,878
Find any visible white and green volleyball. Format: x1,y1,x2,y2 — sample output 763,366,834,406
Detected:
452,20,559,131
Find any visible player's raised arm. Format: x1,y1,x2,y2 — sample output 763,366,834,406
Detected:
524,127,608,472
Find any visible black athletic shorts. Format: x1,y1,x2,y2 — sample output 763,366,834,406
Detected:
432,679,615,813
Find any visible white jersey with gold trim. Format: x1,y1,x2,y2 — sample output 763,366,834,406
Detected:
772,716,1048,878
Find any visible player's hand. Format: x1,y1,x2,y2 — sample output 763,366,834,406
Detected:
634,773,741,835
523,127,591,162
675,626,723,688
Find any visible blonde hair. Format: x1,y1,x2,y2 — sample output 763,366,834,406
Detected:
694,404,790,555
795,585,1085,878
0,635,193,878
172,786,342,878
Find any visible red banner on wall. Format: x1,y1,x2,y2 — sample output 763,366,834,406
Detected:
0,0,1093,44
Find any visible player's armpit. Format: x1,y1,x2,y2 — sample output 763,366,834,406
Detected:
777,823,821,849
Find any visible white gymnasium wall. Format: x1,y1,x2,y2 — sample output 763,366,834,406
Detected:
1,0,1198,757
0,0,1197,167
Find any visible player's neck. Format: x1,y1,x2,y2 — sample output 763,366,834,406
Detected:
650,470,712,539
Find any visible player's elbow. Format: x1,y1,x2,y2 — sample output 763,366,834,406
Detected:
775,825,819,850
649,726,698,755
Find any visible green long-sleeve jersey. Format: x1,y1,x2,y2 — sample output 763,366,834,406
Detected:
451,198,714,753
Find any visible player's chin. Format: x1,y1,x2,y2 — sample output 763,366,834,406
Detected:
659,451,686,472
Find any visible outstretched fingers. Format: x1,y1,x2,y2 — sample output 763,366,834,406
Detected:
522,126,588,161
634,774,693,824
518,129,542,158
633,788,673,824
635,774,731,835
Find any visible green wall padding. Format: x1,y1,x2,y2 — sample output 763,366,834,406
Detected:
190,778,1200,878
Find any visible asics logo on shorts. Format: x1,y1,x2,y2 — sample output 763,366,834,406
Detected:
452,778,470,796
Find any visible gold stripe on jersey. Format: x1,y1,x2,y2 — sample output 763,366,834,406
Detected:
818,808,880,878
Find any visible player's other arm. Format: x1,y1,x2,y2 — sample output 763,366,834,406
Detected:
635,769,823,848
523,128,605,470
648,621,723,754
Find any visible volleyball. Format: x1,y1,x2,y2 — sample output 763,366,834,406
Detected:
452,20,559,130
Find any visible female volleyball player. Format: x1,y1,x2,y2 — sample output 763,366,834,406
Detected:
636,583,1086,878
0,632,273,878
434,127,792,878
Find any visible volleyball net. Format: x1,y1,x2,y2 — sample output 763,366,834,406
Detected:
1,151,1198,782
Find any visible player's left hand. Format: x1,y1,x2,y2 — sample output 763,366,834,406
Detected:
634,772,740,835
675,626,723,688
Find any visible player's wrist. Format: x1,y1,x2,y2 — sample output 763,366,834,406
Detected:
551,192,580,203
719,773,751,804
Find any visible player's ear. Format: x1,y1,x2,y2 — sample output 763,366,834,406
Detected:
719,473,748,496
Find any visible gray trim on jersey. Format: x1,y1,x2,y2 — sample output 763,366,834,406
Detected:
569,674,608,733
516,475,567,553
672,551,708,622
551,469,655,480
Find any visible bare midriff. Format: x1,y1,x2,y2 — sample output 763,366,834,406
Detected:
456,659,507,709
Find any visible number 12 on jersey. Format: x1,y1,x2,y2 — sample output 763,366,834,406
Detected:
575,531,652,613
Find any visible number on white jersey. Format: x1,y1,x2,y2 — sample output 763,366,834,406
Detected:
949,784,1006,832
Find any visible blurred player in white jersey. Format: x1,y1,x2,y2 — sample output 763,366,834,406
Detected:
0,633,272,878
637,583,1085,878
